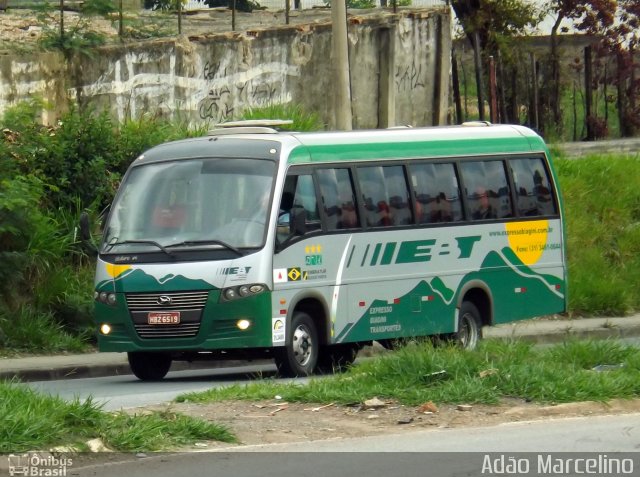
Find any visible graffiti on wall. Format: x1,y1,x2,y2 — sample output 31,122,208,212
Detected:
395,61,426,92
75,52,299,123
196,60,298,122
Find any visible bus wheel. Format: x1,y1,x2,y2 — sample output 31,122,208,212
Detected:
275,312,318,377
455,301,482,350
317,344,358,373
128,352,172,381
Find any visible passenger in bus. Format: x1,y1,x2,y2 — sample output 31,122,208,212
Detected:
471,187,497,220
377,201,393,226
432,192,453,222
337,201,358,229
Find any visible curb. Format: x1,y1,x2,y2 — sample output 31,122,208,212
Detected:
0,359,265,383
484,321,640,344
0,363,132,383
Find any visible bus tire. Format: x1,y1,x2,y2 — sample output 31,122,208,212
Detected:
455,301,482,350
317,344,358,373
275,311,318,377
128,352,172,381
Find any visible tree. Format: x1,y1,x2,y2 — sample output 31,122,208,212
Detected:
451,0,543,122
605,0,640,136
542,0,615,136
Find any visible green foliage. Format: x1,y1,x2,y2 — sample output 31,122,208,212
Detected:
180,339,640,406
82,0,117,16
240,103,325,132
0,306,88,354
20,106,121,210
452,0,543,53
118,16,175,40
0,101,194,352
34,0,113,53
0,175,49,297
323,0,376,8
2,102,187,212
556,156,640,315
0,384,103,452
102,409,236,451
0,381,235,452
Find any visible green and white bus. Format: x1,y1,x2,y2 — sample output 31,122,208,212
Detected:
91,122,566,380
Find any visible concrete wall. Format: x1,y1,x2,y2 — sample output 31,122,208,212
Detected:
0,8,451,129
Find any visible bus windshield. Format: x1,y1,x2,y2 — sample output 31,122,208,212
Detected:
102,158,275,253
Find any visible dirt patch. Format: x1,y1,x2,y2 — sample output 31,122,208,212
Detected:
159,397,640,449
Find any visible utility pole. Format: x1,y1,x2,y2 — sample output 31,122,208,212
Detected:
331,0,352,130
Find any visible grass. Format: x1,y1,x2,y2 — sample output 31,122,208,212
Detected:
177,339,640,407
555,155,640,315
0,381,236,452
240,103,326,131
0,307,89,355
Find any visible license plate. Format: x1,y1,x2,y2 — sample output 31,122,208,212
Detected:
148,312,180,325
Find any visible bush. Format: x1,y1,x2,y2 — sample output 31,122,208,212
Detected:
0,175,49,299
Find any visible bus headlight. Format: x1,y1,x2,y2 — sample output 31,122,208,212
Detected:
100,324,112,335
95,291,117,307
220,283,267,302
237,319,251,330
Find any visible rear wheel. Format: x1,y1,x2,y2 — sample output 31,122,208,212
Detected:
128,352,172,381
454,301,482,350
274,312,318,377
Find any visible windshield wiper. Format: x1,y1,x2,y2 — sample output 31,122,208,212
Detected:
165,239,243,256
105,239,174,256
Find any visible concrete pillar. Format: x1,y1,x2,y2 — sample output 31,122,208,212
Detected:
331,0,352,130
377,24,396,129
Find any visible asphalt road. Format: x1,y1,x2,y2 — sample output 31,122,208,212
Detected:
26,362,302,411
68,413,640,477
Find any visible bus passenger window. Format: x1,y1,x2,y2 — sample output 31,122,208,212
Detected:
409,163,463,224
460,160,513,221
357,165,411,227
317,169,359,231
510,158,557,217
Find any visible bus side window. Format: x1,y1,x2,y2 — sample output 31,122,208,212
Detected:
510,157,557,217
460,160,513,221
317,168,359,231
357,165,411,227
409,163,463,224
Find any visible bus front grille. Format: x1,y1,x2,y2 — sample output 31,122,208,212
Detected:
126,291,209,311
125,291,208,339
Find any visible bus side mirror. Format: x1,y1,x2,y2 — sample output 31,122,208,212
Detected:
79,211,98,257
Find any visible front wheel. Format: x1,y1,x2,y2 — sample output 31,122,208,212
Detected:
274,312,319,377
128,352,172,381
454,301,482,350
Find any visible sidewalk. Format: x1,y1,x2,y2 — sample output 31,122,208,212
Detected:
2,315,640,382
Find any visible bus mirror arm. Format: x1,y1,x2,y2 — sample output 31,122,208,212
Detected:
79,211,98,257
